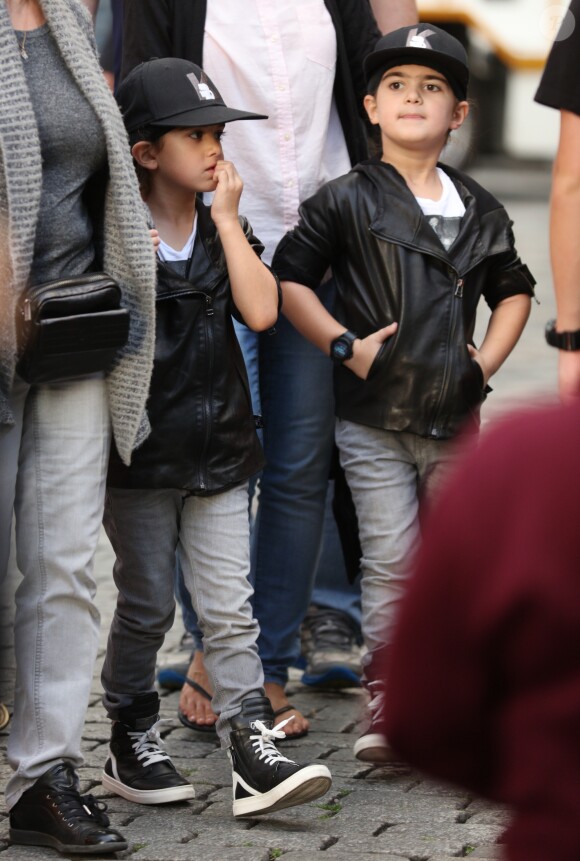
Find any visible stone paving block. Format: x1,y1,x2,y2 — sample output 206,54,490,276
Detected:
405,778,471,800
125,843,271,861
283,843,412,861
337,792,469,826
467,808,511,828
468,848,504,859
335,822,502,857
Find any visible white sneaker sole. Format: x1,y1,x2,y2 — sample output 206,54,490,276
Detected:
353,733,397,765
232,764,332,817
102,771,195,805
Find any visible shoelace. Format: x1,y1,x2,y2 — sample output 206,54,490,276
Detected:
249,718,296,766
366,680,386,723
308,610,357,649
50,787,111,827
128,718,174,768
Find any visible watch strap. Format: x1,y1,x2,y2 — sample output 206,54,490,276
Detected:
330,330,357,364
545,320,580,351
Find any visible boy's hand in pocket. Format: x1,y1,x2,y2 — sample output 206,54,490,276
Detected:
346,322,398,380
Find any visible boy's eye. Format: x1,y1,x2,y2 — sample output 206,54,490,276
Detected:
215,129,226,142
189,130,202,140
389,81,404,90
425,83,441,92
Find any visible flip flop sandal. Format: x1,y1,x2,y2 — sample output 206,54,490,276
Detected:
0,702,10,731
177,677,217,734
272,703,309,740
157,659,192,691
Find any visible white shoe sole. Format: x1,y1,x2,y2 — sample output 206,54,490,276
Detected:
232,764,332,817
353,733,397,765
102,771,195,805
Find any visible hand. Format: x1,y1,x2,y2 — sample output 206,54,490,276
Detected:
467,344,490,387
149,228,160,253
345,322,398,380
210,160,243,228
558,350,580,402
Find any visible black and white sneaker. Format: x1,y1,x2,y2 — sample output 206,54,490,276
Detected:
228,697,331,818
102,695,194,805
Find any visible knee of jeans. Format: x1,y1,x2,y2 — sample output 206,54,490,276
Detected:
134,600,176,637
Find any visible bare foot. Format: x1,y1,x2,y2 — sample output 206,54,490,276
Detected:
264,681,310,737
179,651,217,728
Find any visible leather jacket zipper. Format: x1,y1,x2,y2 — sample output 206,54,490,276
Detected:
429,275,464,438
197,295,214,491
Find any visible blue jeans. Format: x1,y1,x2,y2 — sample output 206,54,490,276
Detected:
310,480,361,627
102,483,264,746
0,375,110,808
252,280,352,685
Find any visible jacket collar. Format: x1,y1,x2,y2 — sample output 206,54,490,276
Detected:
356,159,510,275
159,200,225,293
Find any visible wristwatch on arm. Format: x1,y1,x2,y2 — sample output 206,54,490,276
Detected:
545,320,580,350
330,330,357,364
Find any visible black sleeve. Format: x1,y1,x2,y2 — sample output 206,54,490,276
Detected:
122,0,173,78
326,0,381,164
534,0,580,115
121,0,205,80
335,0,380,113
272,184,340,288
482,223,536,311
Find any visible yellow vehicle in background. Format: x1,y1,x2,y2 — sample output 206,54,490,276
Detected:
418,0,568,161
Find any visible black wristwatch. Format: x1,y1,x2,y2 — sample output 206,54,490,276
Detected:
545,320,580,351
330,330,357,364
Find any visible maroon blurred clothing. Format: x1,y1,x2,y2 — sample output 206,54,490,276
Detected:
383,399,580,861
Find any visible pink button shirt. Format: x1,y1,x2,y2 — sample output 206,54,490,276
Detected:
203,0,351,263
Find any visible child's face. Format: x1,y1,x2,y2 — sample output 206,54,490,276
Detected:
363,64,468,157
149,124,226,194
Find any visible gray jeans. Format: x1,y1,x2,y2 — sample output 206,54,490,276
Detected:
0,374,110,809
102,483,264,745
335,419,469,659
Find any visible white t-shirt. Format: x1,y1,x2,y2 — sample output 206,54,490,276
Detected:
203,0,351,264
415,168,465,251
157,218,197,277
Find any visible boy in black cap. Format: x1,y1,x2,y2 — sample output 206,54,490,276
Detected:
272,25,536,765
100,58,331,818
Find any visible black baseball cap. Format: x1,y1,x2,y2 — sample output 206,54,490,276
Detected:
117,58,267,135
364,24,469,100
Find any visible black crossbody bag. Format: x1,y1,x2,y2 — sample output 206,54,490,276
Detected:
16,272,130,385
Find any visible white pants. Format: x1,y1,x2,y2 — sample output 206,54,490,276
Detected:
335,419,467,658
0,375,110,808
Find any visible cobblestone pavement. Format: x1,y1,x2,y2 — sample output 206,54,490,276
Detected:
0,159,556,860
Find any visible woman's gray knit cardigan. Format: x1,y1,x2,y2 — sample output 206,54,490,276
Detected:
0,0,156,465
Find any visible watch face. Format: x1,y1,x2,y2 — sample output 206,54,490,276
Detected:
331,331,356,362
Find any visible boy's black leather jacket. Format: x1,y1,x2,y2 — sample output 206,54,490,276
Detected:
108,202,271,493
273,159,536,440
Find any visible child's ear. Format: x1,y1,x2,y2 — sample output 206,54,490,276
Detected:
364,94,379,126
131,140,159,171
449,100,469,131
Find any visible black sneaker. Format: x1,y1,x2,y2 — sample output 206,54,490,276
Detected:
9,761,128,855
102,693,195,805
301,606,363,689
228,696,332,818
